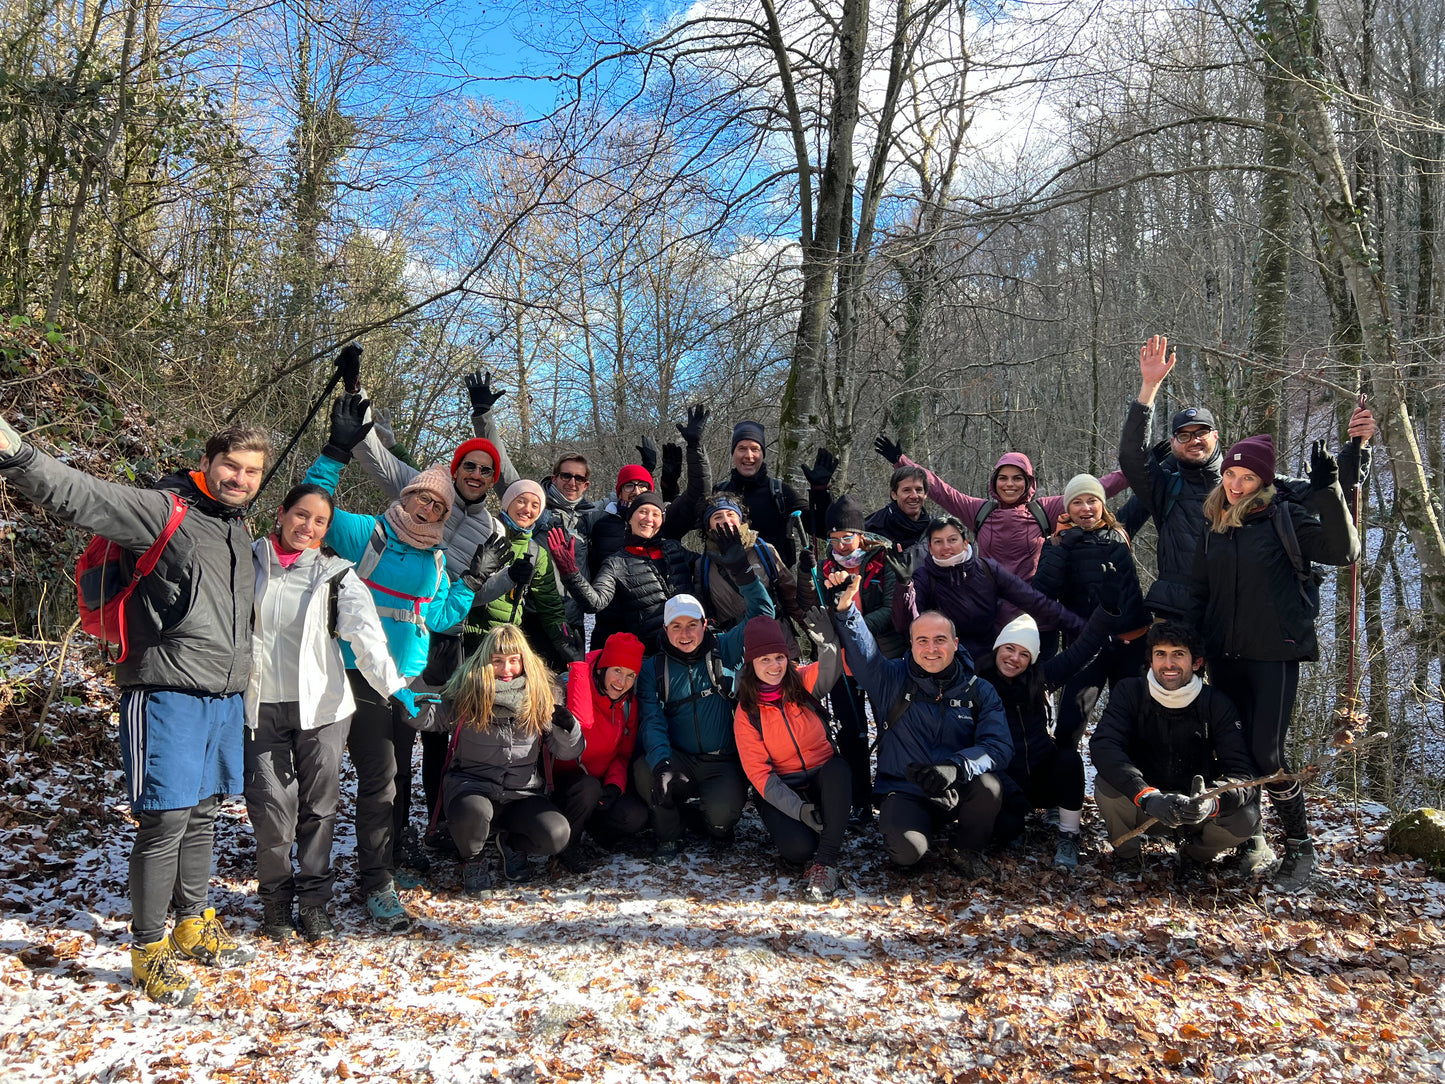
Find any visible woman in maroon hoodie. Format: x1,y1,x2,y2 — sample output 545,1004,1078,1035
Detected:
552,632,650,871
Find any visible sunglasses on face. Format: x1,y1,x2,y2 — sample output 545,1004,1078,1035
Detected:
461,464,495,476
557,471,589,484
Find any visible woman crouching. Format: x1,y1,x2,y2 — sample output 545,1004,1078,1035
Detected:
409,624,582,895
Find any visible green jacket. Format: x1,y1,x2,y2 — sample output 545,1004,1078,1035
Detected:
468,529,574,659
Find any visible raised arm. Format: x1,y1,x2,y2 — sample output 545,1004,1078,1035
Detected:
895,453,985,522
994,563,1085,638
469,371,521,490
662,404,711,538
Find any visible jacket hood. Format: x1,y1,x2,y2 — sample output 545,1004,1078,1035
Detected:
989,453,1038,505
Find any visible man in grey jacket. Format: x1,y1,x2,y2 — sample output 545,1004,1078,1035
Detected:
0,413,265,1007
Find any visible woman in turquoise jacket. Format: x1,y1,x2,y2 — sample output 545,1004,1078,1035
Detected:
305,394,497,932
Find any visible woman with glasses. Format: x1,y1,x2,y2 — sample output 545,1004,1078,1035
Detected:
306,394,502,933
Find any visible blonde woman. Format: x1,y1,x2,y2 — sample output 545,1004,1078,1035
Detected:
408,624,582,895
1185,435,1359,891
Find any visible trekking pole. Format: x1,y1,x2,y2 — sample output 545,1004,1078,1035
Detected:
1341,392,1367,725
255,367,344,501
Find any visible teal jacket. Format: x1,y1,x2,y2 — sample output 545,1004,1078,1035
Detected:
306,452,475,676
637,575,773,768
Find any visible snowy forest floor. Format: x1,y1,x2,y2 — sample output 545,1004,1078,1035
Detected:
2,644,1444,1084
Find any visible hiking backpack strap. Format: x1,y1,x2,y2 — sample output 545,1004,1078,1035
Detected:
1271,503,1321,608
874,674,977,752
1160,470,1187,521
358,521,446,626
1026,499,1051,537
972,500,998,537
325,567,353,639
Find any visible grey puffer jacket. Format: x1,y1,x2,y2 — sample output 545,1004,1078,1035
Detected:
412,681,583,803
0,444,253,694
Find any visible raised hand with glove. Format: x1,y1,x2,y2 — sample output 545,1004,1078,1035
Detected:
333,343,363,393
660,442,683,501
907,761,960,797
709,522,757,583
465,370,506,417
823,569,859,611
636,435,660,474
507,551,537,588
322,392,373,464
676,403,709,446
1308,439,1338,491
874,431,904,465
462,538,508,591
800,606,837,650
546,527,579,576
802,448,838,490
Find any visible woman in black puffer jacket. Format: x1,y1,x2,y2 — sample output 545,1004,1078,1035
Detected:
1032,474,1150,751
1185,434,1360,891
551,493,697,654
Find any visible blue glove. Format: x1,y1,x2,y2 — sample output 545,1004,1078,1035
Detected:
389,688,419,718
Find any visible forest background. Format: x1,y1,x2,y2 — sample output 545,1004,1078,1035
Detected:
1,0,1443,808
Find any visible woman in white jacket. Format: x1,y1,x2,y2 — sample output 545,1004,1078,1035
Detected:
245,484,412,943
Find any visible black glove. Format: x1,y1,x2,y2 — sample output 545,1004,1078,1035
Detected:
906,761,960,797
507,552,537,587
676,403,709,445
322,393,373,463
333,343,363,394
709,522,755,581
882,546,915,585
597,784,622,812
799,802,825,833
636,435,659,474
551,704,577,732
463,539,506,590
1094,563,1123,616
660,442,683,501
1139,790,1193,829
802,448,838,489
653,759,690,810
1309,440,1338,491
465,370,506,416
1178,775,1218,825
874,431,904,464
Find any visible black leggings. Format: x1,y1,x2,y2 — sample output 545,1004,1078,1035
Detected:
1208,658,1308,837
755,757,852,867
445,791,570,861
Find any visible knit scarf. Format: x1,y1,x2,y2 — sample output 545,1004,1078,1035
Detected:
499,510,535,539
829,545,867,570
383,501,445,551
546,481,584,517
1146,669,1204,709
491,673,530,719
624,531,664,559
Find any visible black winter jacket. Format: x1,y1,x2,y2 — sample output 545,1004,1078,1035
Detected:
1032,525,1149,634
976,605,1113,784
584,441,711,575
714,463,828,566
0,445,253,695
1090,677,1257,813
1185,488,1359,662
563,537,697,653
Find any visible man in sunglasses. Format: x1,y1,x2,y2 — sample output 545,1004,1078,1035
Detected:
1119,335,1375,622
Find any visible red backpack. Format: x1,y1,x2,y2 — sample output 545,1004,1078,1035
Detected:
75,494,188,661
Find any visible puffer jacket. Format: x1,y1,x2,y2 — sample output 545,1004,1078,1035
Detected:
834,606,1013,799
714,463,829,567
583,440,713,574
1090,677,1257,813
351,425,507,629
695,526,803,642
0,444,253,694
306,452,476,676
412,683,583,803
894,451,1129,585
821,540,904,658
562,537,697,652
1032,525,1149,633
733,636,844,820
975,606,1112,785
638,576,774,767
555,651,638,790
1185,488,1359,662
245,540,406,729
897,548,1084,665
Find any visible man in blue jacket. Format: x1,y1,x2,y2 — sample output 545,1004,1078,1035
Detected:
826,570,1013,880
0,413,264,1006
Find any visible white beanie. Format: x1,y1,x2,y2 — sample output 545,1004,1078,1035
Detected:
993,614,1041,663
664,594,707,626
1062,473,1106,509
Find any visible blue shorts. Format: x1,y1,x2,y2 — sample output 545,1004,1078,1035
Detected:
119,690,245,811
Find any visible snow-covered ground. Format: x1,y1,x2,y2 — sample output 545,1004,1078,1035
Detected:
3,649,1445,1083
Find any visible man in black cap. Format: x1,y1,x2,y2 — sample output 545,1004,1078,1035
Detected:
1119,334,1375,622
716,419,835,566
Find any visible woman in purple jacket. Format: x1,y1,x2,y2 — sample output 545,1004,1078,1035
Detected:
894,516,1084,666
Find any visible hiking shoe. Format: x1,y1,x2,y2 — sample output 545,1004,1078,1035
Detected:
802,863,840,902
131,938,200,1007
1044,807,1061,829
170,908,256,967
651,839,685,865
297,905,338,943
462,858,494,897
496,834,534,883
1224,835,1277,879
398,826,432,874
259,898,296,942
556,845,593,875
1174,854,1210,884
1110,845,1144,881
1053,831,1081,871
424,826,459,858
1273,838,1316,893
365,882,412,933
947,849,998,883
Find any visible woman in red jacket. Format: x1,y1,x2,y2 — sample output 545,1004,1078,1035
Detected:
733,613,848,901
553,632,650,871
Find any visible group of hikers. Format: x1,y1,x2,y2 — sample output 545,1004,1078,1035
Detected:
0,335,1374,1007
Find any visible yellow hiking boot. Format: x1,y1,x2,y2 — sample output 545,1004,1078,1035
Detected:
130,938,200,1007
170,907,256,967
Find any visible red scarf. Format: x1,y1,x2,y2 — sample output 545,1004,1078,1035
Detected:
625,543,664,560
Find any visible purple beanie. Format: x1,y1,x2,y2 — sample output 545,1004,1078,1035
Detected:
1223,434,1276,485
